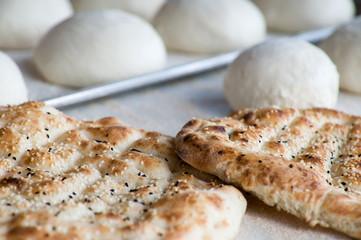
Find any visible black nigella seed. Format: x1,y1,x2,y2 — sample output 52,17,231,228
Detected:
130,148,141,153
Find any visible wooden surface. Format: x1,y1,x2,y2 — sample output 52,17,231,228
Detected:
6,48,360,240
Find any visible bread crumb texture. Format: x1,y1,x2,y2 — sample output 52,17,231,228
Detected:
176,107,361,239
0,101,244,240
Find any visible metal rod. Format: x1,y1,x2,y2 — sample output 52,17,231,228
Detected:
42,26,336,108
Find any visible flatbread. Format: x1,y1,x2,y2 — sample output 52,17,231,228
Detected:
175,107,361,239
0,101,245,240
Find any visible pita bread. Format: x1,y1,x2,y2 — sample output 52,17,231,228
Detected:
0,101,245,240
176,107,361,239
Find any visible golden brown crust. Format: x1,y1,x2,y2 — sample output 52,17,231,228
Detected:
175,107,361,239
0,101,245,240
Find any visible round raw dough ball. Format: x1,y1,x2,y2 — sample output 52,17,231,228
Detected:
0,51,28,105
33,9,166,88
252,0,355,33
0,0,73,49
71,0,165,21
320,17,361,94
224,37,339,109
153,0,266,54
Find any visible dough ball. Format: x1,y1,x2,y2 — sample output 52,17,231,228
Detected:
320,18,361,94
252,0,355,33
224,37,339,109
33,9,166,88
0,0,73,49
0,51,28,105
153,0,266,54
71,0,165,21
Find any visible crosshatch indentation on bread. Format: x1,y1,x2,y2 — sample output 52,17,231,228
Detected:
175,107,361,239
0,101,245,240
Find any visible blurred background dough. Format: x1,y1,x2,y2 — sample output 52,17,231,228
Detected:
252,0,355,33
71,0,166,21
153,0,266,54
33,9,166,88
224,37,339,109
0,51,28,105
0,0,73,49
320,17,361,94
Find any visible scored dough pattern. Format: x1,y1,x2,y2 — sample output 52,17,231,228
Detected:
176,107,361,239
0,101,241,240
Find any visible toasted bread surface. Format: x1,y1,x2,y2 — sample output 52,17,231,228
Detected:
176,107,361,239
0,101,245,240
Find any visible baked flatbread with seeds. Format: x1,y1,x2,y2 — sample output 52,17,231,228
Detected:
176,107,361,239
0,101,245,240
